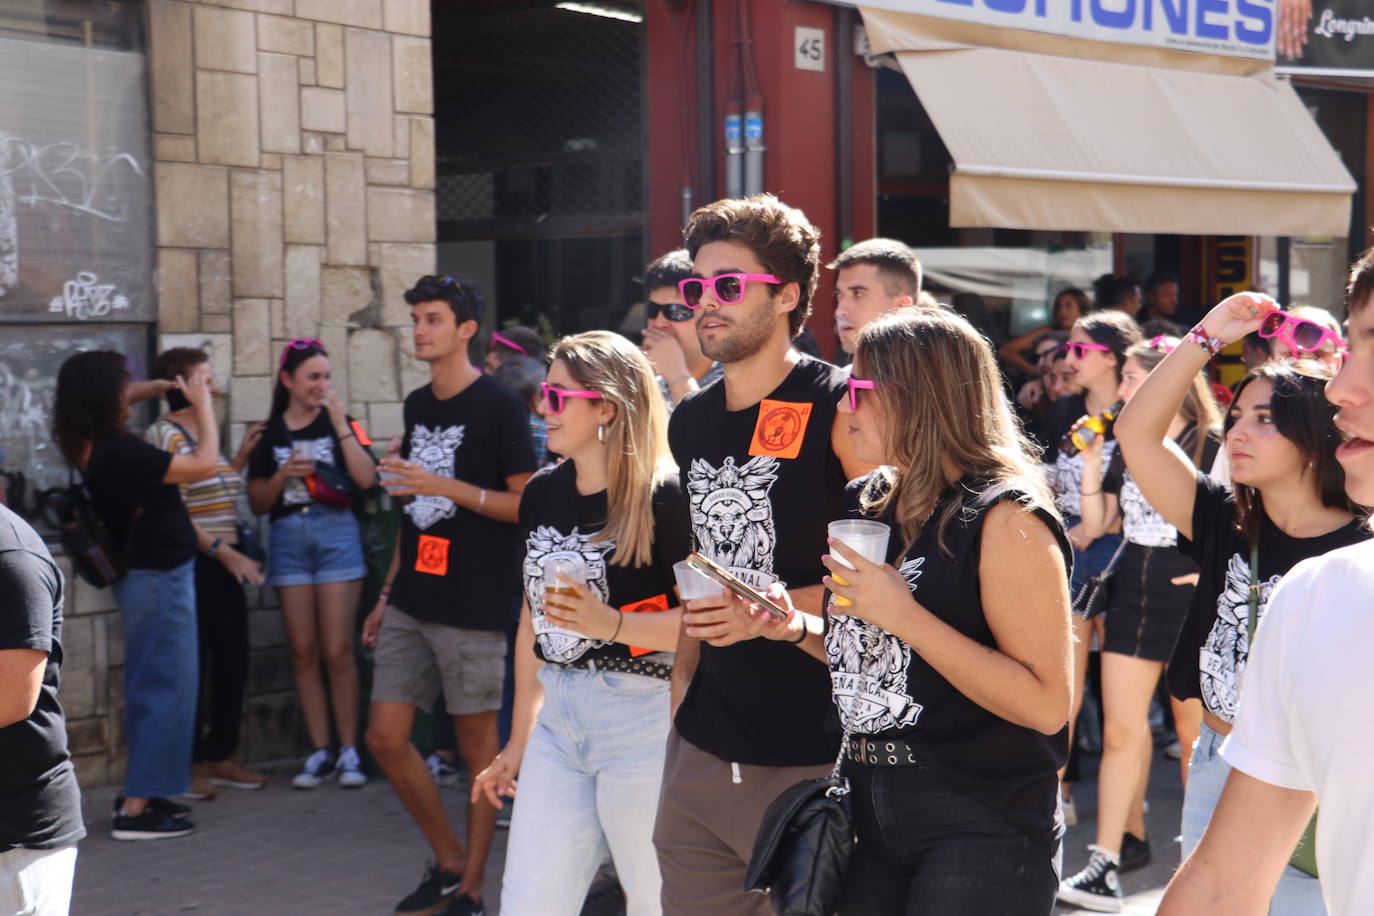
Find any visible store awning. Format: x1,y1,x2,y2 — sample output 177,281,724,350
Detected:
862,12,1356,237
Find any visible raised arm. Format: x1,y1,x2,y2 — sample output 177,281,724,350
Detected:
1116,293,1277,540
162,374,221,484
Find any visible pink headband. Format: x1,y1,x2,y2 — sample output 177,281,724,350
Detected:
491,332,526,355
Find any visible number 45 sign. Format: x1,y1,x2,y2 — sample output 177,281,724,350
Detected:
795,26,826,72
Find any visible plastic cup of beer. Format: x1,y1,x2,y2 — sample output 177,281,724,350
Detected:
673,559,724,603
542,555,588,611
827,519,891,607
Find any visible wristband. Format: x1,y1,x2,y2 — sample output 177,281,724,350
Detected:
476,488,487,515
1081,488,1101,497
667,373,691,386
610,610,624,643
788,615,808,644
1185,326,1227,356
339,430,356,442
379,583,391,596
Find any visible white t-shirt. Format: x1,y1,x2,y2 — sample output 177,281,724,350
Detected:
1221,540,1374,915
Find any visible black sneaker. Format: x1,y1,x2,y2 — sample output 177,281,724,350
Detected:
112,796,192,819
1119,831,1151,873
111,806,196,841
437,894,485,916
395,861,464,915
1056,845,1123,912
292,747,337,789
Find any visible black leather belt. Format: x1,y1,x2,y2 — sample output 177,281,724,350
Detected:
847,736,923,767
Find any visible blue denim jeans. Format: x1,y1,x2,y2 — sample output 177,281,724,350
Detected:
1182,724,1326,914
838,754,1060,915
111,560,198,799
501,665,671,916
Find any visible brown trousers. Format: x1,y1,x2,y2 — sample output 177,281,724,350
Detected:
653,728,832,916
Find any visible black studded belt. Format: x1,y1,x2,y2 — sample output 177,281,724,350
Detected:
847,735,923,767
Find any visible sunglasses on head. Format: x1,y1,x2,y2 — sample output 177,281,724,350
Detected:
1055,341,1112,360
280,338,326,367
678,273,781,308
1146,335,1176,353
1259,310,1347,356
646,301,694,323
491,331,526,355
540,381,601,415
415,274,457,288
847,377,876,412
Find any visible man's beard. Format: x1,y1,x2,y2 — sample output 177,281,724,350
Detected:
698,301,777,364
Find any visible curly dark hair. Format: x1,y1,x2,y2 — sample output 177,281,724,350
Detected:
53,350,132,467
683,193,821,339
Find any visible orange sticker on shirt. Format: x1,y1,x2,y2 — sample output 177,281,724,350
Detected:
748,399,813,460
415,534,450,576
621,593,671,657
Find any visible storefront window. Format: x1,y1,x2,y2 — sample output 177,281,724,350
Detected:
0,1,151,501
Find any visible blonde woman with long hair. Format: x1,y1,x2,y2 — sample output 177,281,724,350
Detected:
472,331,690,915
820,309,1073,913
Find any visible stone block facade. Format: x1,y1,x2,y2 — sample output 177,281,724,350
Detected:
60,0,434,786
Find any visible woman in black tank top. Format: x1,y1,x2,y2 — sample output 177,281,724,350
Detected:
821,310,1074,914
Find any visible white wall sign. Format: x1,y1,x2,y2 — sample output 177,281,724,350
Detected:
796,26,827,71
857,0,1277,61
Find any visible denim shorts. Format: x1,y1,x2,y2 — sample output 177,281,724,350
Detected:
266,504,366,587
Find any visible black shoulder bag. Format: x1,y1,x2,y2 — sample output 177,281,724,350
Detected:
45,443,141,588
1071,538,1127,619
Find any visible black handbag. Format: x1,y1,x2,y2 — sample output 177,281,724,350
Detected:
1071,539,1126,619
41,445,140,588
745,737,855,916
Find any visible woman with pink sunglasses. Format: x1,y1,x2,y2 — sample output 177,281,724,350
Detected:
246,339,377,791
472,331,689,915
1116,292,1368,914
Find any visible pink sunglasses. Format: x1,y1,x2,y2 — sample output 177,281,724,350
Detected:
1259,310,1347,356
491,332,526,355
678,272,780,308
1055,341,1111,360
541,381,601,414
847,377,876,411
280,337,326,367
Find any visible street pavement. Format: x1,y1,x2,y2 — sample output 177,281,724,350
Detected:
70,743,1185,915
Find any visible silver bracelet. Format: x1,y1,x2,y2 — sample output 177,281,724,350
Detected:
667,373,691,386
476,488,487,515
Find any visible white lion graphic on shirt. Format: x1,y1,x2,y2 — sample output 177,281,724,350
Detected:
522,526,611,664
273,437,337,506
404,424,465,530
1198,551,1281,721
686,455,778,589
827,556,926,733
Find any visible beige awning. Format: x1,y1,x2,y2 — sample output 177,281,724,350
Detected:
864,12,1356,237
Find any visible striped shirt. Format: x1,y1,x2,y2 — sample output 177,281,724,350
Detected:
145,418,243,536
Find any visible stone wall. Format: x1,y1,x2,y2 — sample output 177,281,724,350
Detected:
58,0,436,787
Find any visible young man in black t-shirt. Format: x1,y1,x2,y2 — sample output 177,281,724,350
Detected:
362,274,536,916
0,504,84,913
652,194,868,916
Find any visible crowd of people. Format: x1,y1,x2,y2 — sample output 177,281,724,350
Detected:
2,191,1373,916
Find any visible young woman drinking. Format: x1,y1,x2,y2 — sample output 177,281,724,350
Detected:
247,340,377,791
1047,310,1142,823
1057,337,1222,911
53,352,219,839
823,309,1073,914
1115,292,1367,914
471,331,690,916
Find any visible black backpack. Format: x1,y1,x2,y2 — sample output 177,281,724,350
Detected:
42,445,140,588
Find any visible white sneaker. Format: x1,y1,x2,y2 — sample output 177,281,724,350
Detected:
427,752,459,787
337,745,367,788
292,748,336,789
1061,792,1078,827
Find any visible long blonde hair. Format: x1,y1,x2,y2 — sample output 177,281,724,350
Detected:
551,331,674,567
856,310,1058,552
1125,338,1223,466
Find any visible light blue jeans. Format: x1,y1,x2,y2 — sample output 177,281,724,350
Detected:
112,560,198,799
1182,723,1326,914
500,664,672,916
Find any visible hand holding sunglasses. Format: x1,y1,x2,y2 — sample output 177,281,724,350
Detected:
1188,292,1281,354
1259,310,1347,357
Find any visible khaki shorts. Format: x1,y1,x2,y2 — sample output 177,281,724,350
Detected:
370,605,506,716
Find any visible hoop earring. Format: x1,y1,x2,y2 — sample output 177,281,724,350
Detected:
597,424,607,444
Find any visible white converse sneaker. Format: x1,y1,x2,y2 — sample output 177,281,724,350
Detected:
337,745,367,788
1057,845,1124,912
292,747,337,789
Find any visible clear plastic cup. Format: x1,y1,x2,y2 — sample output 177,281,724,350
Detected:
827,519,891,607
673,559,725,602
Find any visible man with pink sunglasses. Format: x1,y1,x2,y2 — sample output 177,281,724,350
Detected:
653,195,870,916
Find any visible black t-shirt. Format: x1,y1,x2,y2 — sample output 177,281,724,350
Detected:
390,377,538,631
1045,393,1117,521
247,411,356,522
518,461,690,673
827,473,1071,836
88,436,197,570
0,504,85,850
1171,473,1370,722
667,356,849,766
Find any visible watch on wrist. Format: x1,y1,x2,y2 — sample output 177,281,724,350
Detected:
206,536,224,556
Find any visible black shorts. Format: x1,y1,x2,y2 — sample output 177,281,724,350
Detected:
1103,543,1196,662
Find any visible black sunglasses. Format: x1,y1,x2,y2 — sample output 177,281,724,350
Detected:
646,301,694,323
415,274,457,288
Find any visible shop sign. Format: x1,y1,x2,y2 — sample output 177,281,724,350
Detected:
857,0,1276,61
1277,0,1374,72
